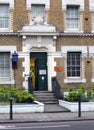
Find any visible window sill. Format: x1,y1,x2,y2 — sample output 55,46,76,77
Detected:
91,79,94,82
64,78,86,83
64,30,83,33
0,28,13,32
0,79,14,84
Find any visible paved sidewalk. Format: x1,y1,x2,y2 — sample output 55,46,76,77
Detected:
0,111,94,123
0,104,94,123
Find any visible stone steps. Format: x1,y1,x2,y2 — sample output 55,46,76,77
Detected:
33,91,58,104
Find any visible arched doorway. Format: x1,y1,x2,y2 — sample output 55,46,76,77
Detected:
30,52,48,91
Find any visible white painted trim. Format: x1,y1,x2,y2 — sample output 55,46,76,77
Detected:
64,30,84,33
0,29,13,32
0,80,14,84
0,46,16,54
62,46,87,57
89,46,94,56
48,51,62,57
89,0,94,11
61,0,84,11
20,32,57,36
0,46,17,84
0,1,14,31
91,79,94,82
22,52,30,90
64,79,86,83
26,0,50,10
61,46,94,57
0,0,14,10
62,46,87,83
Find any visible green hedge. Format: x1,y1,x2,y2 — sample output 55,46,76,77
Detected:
64,85,87,102
0,86,36,103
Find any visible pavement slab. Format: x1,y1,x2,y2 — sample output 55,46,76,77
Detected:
0,104,94,123
44,104,70,113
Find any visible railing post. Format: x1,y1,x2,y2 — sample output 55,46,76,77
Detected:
28,76,33,94
10,97,13,120
78,96,81,117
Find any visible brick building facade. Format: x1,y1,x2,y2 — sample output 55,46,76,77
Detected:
0,0,94,95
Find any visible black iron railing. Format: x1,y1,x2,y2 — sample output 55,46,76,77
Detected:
28,75,33,94
52,77,61,99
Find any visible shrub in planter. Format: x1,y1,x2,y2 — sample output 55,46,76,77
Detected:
0,86,36,104
89,87,94,97
8,86,18,99
64,85,87,102
16,90,36,103
88,87,94,102
0,86,18,102
64,91,79,102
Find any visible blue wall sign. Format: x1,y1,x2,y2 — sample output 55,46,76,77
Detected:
12,55,18,62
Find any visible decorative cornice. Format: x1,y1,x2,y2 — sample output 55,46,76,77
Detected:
18,32,58,36
18,22,58,36
19,30,94,37
59,32,94,37
1,31,94,37
0,32,17,36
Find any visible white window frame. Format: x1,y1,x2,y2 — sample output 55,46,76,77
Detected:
61,0,84,11
26,0,50,24
31,4,45,21
89,0,94,32
0,0,14,31
0,52,11,78
67,52,81,77
62,46,87,83
89,0,94,12
91,12,94,32
89,46,94,82
66,5,80,31
0,46,16,84
0,5,9,29
62,0,84,33
26,0,50,11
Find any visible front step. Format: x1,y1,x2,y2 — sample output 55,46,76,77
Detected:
33,91,58,104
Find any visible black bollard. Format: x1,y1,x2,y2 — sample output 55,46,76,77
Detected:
10,97,13,120
78,96,81,117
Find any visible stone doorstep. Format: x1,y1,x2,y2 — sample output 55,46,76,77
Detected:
44,104,70,113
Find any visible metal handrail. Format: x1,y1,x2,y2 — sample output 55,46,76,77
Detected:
52,77,61,99
28,73,34,94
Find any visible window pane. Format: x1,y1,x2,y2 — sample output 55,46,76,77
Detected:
92,14,94,30
31,4,45,19
0,5,9,28
67,52,81,77
66,6,79,29
0,52,10,77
